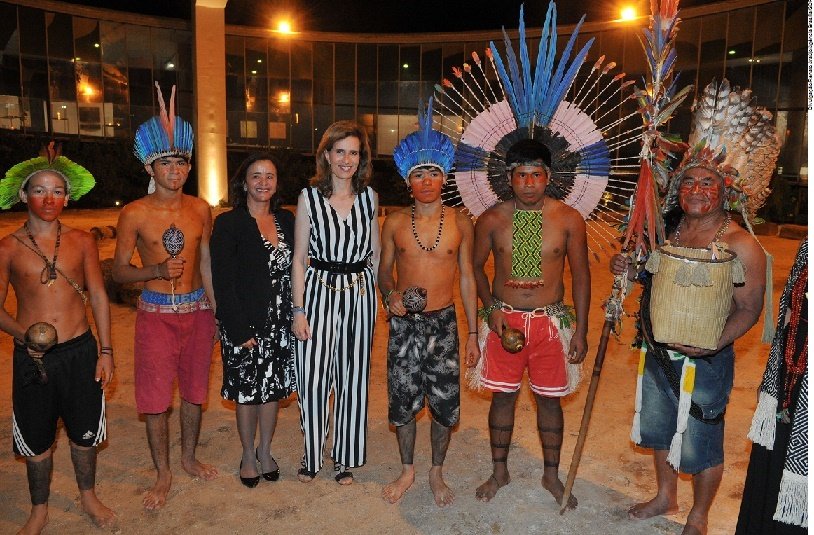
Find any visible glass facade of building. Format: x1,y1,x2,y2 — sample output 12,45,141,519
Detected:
0,0,807,179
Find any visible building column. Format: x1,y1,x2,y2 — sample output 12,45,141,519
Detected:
193,0,228,206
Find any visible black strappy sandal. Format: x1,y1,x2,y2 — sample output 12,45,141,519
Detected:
297,459,317,482
334,462,353,485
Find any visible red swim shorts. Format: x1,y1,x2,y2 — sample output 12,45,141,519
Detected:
481,309,569,397
134,291,216,414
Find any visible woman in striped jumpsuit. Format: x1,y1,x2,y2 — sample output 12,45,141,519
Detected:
292,121,379,484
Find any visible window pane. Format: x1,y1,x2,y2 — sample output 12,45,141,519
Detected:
674,16,701,101
127,26,152,108
442,43,463,82
400,45,419,82
358,44,376,82
22,56,48,100
19,7,45,57
421,44,441,87
106,103,129,138
314,43,333,133
335,43,354,120
290,42,312,151
268,39,290,146
777,0,806,109
226,36,245,112
51,101,77,134
46,12,73,60
378,45,398,82
697,13,727,87
246,38,267,114
0,3,20,99
48,59,76,102
77,61,102,104
73,17,100,64
775,110,806,175
100,21,126,66
724,8,754,89
749,3,783,107
152,28,178,91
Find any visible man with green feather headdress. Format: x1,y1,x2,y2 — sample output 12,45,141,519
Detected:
0,143,116,533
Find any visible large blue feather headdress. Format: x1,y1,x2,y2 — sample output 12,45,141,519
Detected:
434,1,639,260
134,83,194,191
393,97,455,180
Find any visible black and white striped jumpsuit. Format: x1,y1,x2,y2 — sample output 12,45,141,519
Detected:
296,185,378,473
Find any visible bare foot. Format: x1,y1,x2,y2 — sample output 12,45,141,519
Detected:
80,490,118,528
627,494,679,520
17,504,48,535
682,511,707,534
382,466,415,504
143,471,172,511
181,458,218,480
475,472,509,502
428,467,454,507
542,473,577,510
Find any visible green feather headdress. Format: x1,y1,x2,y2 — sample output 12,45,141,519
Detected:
0,142,95,209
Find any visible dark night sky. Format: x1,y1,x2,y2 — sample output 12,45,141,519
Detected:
62,0,724,33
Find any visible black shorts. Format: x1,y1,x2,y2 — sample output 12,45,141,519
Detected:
387,305,460,427
12,330,106,456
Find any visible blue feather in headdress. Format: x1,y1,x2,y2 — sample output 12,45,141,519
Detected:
393,97,455,179
489,1,594,130
133,83,194,165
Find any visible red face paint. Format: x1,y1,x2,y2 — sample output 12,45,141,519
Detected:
408,166,444,204
510,164,548,208
22,171,68,222
678,168,723,215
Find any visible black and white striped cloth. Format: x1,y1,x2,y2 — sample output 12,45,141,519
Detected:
295,186,378,473
747,238,807,527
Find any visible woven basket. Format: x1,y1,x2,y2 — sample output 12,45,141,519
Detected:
646,244,744,350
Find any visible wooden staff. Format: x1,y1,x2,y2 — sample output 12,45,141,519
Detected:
559,317,614,514
560,268,628,514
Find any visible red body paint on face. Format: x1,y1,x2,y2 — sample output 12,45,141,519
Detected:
678,167,724,215
510,164,548,208
22,171,68,222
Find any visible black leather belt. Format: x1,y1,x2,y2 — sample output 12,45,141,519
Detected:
309,258,367,274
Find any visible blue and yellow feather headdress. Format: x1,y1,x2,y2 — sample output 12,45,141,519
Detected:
134,83,193,173
393,97,455,180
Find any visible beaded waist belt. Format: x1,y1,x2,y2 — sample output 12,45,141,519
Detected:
309,258,368,274
499,300,567,317
138,289,212,314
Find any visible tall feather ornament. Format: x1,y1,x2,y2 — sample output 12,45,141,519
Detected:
622,0,692,256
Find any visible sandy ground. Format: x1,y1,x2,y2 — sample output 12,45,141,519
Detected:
0,207,802,535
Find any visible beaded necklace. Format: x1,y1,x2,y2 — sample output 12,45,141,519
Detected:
411,204,445,252
24,221,61,286
672,213,730,248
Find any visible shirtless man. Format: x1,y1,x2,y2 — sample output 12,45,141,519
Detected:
612,166,766,535
113,86,218,510
472,139,589,509
0,153,116,533
378,161,479,507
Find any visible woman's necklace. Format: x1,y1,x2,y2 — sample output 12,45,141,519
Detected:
24,221,61,286
411,204,445,252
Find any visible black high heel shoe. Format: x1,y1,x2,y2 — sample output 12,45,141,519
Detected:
256,449,280,482
239,459,260,488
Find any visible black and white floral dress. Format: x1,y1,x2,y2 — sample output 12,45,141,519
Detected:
221,219,295,403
